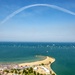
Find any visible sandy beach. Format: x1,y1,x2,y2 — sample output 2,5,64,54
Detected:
19,56,56,74
0,56,56,75
19,56,55,66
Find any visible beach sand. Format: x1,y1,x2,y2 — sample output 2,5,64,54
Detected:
19,56,55,66
19,56,56,74
1,56,56,75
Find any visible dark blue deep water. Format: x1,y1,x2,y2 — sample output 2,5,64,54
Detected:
0,42,75,75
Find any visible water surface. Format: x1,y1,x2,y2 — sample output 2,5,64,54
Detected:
0,42,75,75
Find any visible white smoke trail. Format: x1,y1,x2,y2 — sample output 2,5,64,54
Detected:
1,4,75,24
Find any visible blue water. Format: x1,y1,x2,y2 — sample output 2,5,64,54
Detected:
0,42,75,75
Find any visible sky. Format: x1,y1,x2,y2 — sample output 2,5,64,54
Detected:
0,0,75,42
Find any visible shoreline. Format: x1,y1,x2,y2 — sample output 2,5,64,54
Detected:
19,56,56,75
19,56,55,66
0,56,56,75
0,55,46,64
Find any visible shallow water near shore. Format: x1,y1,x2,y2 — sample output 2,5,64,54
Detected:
0,42,75,75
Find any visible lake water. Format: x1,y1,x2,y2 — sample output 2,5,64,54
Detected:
0,42,75,75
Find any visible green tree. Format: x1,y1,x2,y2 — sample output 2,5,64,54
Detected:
41,63,44,66
23,69,28,75
14,69,18,74
10,69,14,73
18,71,21,75
29,67,33,73
50,71,52,74
37,72,40,75
3,69,9,73
52,73,55,75
33,71,36,75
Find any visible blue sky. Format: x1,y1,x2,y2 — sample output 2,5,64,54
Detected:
0,0,75,42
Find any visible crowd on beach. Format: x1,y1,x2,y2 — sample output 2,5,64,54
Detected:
0,56,56,75
0,64,55,75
